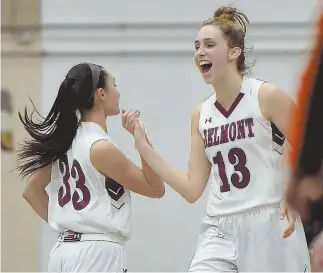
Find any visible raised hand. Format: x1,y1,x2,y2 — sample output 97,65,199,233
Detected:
133,118,147,144
121,109,140,135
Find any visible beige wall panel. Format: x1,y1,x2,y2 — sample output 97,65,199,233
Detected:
1,0,42,271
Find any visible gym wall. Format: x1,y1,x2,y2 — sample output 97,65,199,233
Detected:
1,0,42,271
1,0,317,271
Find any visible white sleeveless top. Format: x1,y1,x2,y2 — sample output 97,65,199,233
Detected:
47,122,131,240
199,76,286,216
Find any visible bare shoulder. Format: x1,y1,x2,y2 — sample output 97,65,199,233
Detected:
191,103,204,134
90,139,124,165
27,164,52,187
90,139,129,179
258,82,288,119
191,103,203,120
90,139,128,174
259,82,286,102
91,139,116,153
34,164,52,177
43,163,52,174
258,82,295,128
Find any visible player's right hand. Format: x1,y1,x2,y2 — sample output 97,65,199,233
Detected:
121,109,140,135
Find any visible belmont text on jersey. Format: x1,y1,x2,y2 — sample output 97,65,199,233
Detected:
203,118,255,148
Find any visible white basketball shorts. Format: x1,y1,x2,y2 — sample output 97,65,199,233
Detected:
48,233,126,272
188,204,310,272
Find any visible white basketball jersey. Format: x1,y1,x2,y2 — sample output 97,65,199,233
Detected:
47,122,131,240
199,76,286,217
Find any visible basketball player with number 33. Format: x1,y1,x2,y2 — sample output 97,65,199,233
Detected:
15,63,164,272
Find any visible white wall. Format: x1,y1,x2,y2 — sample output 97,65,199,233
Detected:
40,0,316,271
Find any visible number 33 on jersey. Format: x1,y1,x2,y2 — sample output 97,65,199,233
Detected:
57,155,126,211
47,122,131,237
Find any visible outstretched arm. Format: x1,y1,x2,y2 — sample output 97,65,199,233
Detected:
134,105,211,203
139,135,165,197
91,139,165,198
91,110,164,198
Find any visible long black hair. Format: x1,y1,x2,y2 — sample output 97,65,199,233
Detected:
15,63,107,178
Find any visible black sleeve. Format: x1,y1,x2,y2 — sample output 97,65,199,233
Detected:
297,43,323,177
304,198,323,246
297,36,323,247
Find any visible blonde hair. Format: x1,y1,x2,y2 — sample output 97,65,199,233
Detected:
201,6,250,74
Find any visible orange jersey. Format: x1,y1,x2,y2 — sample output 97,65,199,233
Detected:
288,9,323,176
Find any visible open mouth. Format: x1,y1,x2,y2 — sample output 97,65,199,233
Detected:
199,60,212,73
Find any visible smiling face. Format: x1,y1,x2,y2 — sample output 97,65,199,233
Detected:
194,24,243,84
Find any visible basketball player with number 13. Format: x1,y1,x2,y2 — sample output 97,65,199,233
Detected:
128,6,311,272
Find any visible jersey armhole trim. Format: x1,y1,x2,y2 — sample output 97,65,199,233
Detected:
256,81,271,128
197,102,206,138
88,138,112,181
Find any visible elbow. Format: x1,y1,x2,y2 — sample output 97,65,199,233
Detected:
22,188,32,202
186,196,199,204
184,192,201,204
184,182,205,203
22,186,36,202
150,184,165,198
157,185,166,198
147,180,165,198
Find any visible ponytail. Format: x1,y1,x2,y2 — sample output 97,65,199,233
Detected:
15,62,105,178
16,80,79,178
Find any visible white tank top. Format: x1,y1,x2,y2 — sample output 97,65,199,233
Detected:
47,122,131,240
199,76,286,217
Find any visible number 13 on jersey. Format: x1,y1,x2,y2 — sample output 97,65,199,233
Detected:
212,147,250,192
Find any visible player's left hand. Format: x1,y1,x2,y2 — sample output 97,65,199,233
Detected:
280,199,296,238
